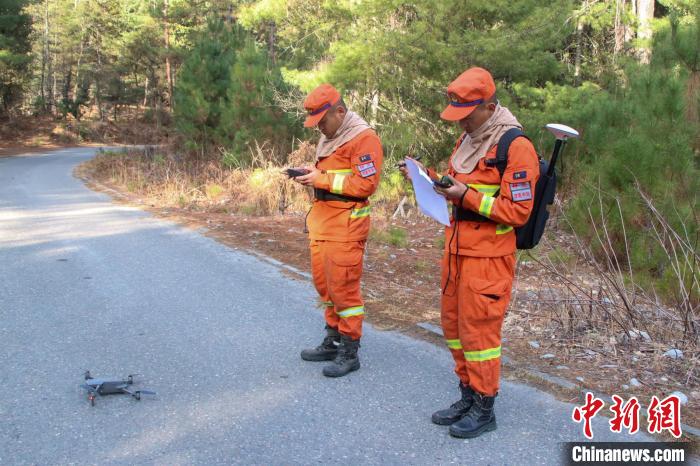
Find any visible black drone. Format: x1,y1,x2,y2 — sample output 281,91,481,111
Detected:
81,371,156,406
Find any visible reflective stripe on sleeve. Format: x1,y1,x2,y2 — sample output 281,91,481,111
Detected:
478,194,495,218
331,173,347,194
469,184,500,196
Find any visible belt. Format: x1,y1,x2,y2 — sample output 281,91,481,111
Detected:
452,205,491,222
314,188,367,203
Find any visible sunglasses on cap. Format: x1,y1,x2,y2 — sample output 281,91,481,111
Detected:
446,92,484,108
307,99,342,116
308,103,332,116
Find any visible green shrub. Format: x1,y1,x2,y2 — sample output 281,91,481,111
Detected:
371,226,408,248
565,64,698,298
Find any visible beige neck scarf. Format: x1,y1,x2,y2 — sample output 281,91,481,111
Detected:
451,105,522,174
316,111,371,159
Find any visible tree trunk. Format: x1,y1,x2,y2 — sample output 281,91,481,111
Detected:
613,0,627,59
51,27,58,116
163,0,173,110
268,20,276,64
636,0,655,64
63,66,72,104
96,47,104,121
73,36,84,111
51,61,57,115
40,0,50,112
370,90,379,127
574,0,586,84
143,75,149,107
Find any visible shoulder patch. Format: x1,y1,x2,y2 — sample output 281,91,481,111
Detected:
359,167,377,178
357,159,377,178
513,170,527,180
510,181,532,202
359,154,372,162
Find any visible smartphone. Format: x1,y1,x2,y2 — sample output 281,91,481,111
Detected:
285,168,310,178
433,176,453,189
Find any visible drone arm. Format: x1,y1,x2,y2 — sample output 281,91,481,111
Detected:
80,383,98,394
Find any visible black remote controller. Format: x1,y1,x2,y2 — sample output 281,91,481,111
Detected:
285,168,310,178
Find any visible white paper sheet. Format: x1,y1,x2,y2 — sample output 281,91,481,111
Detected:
405,159,451,226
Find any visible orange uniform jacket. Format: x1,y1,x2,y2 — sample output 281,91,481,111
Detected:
309,129,383,241
432,134,540,256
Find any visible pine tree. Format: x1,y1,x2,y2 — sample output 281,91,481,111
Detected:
173,20,245,151
216,39,299,166
0,0,32,117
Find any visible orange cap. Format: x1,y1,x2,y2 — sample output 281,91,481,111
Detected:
440,67,496,121
303,84,341,127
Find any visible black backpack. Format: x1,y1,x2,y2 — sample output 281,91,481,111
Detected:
491,128,556,250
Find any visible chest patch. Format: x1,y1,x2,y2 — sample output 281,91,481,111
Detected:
359,154,372,162
509,182,532,202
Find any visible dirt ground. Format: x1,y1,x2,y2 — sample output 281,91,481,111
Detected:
0,114,165,157
75,164,700,438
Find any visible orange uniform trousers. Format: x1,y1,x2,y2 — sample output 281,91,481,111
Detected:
310,240,365,340
441,253,515,397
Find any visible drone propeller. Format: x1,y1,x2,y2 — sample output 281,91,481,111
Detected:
132,390,157,401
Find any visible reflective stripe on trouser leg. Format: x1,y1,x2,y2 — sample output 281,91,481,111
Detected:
458,254,515,396
441,253,469,385
324,240,366,340
337,306,365,318
310,240,339,329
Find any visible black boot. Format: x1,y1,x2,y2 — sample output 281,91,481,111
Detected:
432,383,475,425
322,335,360,377
300,326,340,361
449,391,497,438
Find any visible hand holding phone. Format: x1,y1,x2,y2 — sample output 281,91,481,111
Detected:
433,175,454,189
284,168,311,178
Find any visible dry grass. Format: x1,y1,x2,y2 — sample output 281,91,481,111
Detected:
82,142,318,216
508,191,698,401
82,141,411,220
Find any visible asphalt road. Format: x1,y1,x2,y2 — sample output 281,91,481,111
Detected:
0,148,656,465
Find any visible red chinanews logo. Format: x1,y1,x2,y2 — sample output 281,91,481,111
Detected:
572,392,682,439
